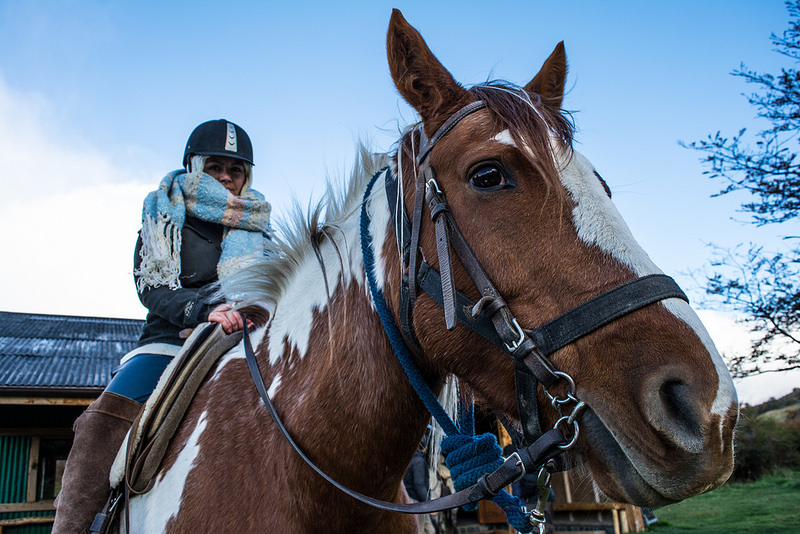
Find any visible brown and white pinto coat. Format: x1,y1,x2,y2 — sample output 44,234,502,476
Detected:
123,10,738,533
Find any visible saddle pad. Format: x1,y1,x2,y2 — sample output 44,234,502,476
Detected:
119,323,243,493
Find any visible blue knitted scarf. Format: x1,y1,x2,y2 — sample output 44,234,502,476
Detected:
135,168,272,291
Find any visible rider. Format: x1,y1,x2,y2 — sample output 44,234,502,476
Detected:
52,119,273,533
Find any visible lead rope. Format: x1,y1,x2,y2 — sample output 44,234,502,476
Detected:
442,393,538,532
360,168,538,532
360,168,458,435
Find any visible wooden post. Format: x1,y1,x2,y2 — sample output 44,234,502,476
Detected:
26,437,40,503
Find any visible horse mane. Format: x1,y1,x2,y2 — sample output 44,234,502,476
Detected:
220,144,389,317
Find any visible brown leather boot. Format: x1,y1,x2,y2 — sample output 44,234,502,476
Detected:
52,392,142,534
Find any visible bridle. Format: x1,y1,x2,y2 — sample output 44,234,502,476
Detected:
243,96,689,524
387,98,689,447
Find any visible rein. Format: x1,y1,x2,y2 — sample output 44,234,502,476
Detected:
242,319,566,514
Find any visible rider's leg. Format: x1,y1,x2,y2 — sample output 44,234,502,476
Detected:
51,353,172,534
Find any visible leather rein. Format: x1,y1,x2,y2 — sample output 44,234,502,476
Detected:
243,98,689,515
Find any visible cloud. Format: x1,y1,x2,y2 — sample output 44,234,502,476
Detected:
0,76,154,318
735,368,800,406
696,309,754,357
697,309,798,405
0,80,129,205
0,183,151,318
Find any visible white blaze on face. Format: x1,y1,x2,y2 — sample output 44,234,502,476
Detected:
128,412,208,532
493,129,516,147
493,129,736,416
557,149,737,416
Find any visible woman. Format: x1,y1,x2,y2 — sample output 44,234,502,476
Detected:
53,119,272,534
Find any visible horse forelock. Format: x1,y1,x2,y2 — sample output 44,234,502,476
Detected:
471,82,574,186
393,82,574,197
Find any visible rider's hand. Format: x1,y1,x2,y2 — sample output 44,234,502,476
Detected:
208,303,245,334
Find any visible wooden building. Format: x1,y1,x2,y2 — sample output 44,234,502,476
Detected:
0,311,142,533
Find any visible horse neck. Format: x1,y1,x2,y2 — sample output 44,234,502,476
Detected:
258,182,432,491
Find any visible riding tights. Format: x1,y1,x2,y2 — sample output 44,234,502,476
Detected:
105,353,173,403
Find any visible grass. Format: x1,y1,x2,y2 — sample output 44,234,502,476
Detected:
647,469,800,533
757,402,800,423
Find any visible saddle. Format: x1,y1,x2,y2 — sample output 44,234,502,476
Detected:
111,322,243,494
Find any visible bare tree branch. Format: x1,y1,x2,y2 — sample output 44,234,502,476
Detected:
684,3,800,377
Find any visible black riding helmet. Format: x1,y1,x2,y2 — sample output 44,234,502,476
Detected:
182,119,254,169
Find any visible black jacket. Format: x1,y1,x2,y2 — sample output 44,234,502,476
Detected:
403,450,429,502
133,216,225,347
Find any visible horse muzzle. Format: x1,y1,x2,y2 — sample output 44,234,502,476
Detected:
577,381,738,507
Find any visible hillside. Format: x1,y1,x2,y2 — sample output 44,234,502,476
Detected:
743,387,800,415
758,402,800,423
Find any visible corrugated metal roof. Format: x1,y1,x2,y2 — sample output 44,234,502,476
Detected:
0,311,144,391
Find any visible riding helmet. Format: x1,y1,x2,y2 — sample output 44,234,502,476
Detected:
183,119,254,169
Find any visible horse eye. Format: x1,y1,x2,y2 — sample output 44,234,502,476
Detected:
469,165,508,191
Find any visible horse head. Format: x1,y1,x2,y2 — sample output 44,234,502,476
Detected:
384,9,737,507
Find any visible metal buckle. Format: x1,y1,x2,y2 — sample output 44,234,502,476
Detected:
504,317,526,352
509,451,527,484
426,177,443,195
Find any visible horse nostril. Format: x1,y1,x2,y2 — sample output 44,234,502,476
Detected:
660,381,693,424
644,376,705,453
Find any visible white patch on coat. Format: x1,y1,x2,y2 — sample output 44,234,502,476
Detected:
558,150,737,416
111,328,259,490
267,172,389,365
268,373,282,398
127,411,208,533
206,325,265,383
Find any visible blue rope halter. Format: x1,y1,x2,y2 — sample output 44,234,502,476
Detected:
359,168,534,532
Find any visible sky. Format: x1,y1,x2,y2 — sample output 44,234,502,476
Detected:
0,0,797,403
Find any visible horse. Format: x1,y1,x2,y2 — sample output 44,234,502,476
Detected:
122,9,738,533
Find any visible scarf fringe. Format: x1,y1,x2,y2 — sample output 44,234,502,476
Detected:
135,212,182,291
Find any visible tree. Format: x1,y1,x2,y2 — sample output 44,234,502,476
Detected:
685,0,800,378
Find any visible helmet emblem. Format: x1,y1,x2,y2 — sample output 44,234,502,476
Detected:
225,122,238,153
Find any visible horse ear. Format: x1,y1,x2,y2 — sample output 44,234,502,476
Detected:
387,9,469,133
524,41,567,110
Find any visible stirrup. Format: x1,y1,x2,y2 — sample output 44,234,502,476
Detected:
89,491,122,534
